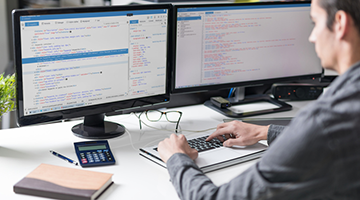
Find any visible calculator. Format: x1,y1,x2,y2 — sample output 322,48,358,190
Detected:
74,140,116,167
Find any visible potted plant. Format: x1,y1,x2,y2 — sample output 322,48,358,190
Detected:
0,73,16,119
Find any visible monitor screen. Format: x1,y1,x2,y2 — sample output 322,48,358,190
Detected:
13,4,171,138
172,1,322,94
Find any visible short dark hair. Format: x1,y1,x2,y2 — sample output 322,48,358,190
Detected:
318,0,360,34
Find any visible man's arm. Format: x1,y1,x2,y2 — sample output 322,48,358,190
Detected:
166,153,270,200
267,124,286,145
159,109,334,200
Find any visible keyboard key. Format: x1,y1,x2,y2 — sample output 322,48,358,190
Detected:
153,135,224,153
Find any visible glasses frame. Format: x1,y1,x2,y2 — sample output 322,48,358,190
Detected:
138,110,182,132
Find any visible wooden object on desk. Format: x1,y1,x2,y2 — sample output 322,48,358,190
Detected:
13,163,113,200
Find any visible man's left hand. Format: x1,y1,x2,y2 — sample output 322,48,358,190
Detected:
158,134,198,163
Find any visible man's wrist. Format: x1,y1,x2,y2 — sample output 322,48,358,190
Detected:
258,125,269,141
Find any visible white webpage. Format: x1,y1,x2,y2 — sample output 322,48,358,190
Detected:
175,4,321,89
20,10,168,115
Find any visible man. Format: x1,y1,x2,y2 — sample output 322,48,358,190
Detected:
158,0,360,199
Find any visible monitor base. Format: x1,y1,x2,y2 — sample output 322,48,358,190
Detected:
204,94,292,118
72,114,125,139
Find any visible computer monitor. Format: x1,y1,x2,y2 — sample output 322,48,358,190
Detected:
172,1,322,117
13,4,171,139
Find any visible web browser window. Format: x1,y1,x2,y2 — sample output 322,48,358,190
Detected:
20,9,168,115
175,4,320,89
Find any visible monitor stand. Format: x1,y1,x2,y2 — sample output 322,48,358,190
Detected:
72,113,125,139
204,86,292,118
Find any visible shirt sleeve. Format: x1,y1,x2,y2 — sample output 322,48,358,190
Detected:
267,124,286,145
167,153,273,200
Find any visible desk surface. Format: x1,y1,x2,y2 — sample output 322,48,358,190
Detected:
0,101,310,200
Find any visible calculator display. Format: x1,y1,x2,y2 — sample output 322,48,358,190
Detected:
78,145,107,151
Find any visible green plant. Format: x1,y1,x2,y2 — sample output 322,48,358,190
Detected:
0,73,16,117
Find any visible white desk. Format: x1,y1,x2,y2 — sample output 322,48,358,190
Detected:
0,101,310,200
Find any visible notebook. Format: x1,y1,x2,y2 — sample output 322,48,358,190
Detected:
13,163,113,200
139,133,268,173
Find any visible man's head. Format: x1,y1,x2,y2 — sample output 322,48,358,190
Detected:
318,0,360,34
309,0,360,74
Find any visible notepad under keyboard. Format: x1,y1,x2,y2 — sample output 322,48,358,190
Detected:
154,135,224,153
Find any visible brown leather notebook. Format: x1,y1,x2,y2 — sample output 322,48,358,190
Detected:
14,163,113,200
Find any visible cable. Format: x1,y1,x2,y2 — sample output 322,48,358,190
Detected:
131,112,217,133
125,127,138,151
121,112,218,149
228,88,234,98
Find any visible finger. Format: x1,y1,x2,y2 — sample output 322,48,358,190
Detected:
206,128,226,141
157,140,163,149
177,134,185,140
223,138,241,147
189,148,199,160
217,135,225,142
170,133,178,140
206,125,234,141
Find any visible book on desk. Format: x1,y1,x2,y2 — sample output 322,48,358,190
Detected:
13,163,113,200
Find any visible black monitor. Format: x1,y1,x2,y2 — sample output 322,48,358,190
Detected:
13,4,171,139
172,1,322,117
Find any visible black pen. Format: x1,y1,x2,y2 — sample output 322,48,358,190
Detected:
50,150,78,166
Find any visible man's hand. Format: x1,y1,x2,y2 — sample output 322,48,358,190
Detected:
206,120,269,147
158,134,198,163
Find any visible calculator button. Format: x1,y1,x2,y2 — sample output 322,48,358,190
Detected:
81,158,88,164
87,154,94,163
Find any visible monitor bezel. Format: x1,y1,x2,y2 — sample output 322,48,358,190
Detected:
13,4,173,126
171,1,322,94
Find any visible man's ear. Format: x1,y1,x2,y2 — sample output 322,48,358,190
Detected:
333,10,350,39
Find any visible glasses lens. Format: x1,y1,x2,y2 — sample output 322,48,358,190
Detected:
165,111,181,122
146,110,162,121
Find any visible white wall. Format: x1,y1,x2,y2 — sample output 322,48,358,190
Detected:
0,0,9,74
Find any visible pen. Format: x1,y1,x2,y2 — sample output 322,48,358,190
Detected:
50,150,78,166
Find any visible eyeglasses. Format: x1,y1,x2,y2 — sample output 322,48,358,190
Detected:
138,110,182,132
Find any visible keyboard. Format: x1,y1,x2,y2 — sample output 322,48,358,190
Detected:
154,135,224,153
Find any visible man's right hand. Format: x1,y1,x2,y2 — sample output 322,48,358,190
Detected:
206,120,269,147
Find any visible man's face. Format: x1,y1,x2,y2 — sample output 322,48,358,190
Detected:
309,0,337,70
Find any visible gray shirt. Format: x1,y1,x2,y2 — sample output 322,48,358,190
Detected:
166,62,360,200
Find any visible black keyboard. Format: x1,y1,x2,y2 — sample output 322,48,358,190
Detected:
154,135,224,153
